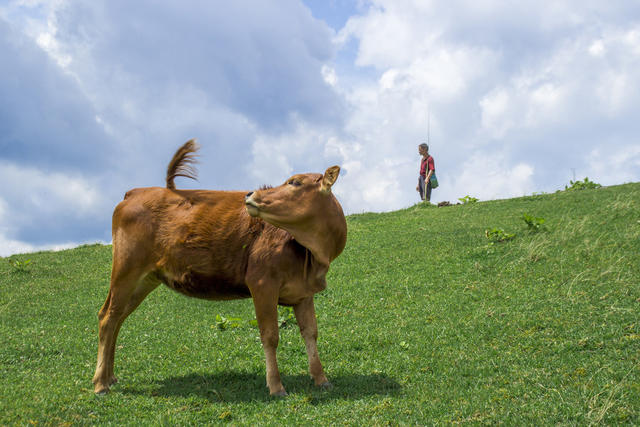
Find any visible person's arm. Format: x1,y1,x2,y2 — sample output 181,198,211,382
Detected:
425,156,434,182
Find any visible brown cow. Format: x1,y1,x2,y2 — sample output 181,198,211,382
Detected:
92,140,347,396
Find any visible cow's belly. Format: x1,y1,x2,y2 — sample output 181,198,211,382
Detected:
156,270,251,300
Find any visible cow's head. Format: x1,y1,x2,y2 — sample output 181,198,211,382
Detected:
245,166,346,265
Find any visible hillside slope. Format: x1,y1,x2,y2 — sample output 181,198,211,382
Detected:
1,183,639,424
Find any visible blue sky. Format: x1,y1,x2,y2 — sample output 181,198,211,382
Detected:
1,0,639,256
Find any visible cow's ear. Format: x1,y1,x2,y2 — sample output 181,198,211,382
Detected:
321,166,340,194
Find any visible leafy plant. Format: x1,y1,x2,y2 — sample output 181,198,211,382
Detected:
215,314,242,330
458,195,478,204
485,227,516,244
522,213,546,232
8,258,32,273
564,177,601,191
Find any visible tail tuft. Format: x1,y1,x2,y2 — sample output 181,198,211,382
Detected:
166,139,200,189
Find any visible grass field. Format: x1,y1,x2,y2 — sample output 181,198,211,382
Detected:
1,183,639,425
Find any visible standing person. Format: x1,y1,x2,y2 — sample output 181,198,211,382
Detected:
416,143,435,202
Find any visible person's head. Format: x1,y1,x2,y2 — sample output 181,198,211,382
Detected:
418,143,429,156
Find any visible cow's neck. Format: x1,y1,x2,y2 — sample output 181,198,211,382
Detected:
286,220,346,268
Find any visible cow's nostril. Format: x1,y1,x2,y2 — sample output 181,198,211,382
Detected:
245,192,254,199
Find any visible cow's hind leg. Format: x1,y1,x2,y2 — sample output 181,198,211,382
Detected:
293,297,331,389
93,269,158,394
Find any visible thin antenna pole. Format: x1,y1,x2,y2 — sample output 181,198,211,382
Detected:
427,107,431,145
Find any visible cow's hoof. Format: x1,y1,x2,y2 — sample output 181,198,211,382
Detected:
94,386,110,396
270,389,288,397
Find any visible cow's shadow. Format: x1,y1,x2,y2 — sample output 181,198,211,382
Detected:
122,370,401,403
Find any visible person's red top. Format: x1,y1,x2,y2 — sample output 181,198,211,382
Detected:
420,156,435,177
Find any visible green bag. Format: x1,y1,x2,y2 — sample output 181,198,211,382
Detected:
430,172,439,189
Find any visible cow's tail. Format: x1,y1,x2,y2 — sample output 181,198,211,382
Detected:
166,139,200,190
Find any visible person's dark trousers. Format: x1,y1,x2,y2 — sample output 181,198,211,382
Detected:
418,176,432,202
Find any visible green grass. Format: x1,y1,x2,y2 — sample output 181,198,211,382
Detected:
1,183,639,425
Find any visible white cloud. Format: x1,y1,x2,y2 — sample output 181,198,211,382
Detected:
0,234,79,257
587,145,640,186
322,65,338,87
589,39,605,57
248,116,342,187
480,88,512,139
0,160,110,249
479,23,640,134
448,155,535,201
0,162,102,214
0,196,81,257
326,136,411,213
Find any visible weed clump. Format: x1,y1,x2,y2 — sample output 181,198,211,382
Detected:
564,177,601,191
7,258,32,273
215,306,297,330
522,213,546,232
459,195,479,204
485,228,515,244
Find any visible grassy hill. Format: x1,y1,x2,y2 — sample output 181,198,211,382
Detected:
1,182,639,424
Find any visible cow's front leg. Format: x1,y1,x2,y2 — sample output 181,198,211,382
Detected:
293,296,331,389
251,289,286,396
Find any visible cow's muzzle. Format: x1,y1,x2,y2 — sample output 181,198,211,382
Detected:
245,192,259,217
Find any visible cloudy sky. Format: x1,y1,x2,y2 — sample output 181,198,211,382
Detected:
1,0,639,256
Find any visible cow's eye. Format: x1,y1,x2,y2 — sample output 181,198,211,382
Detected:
288,180,302,187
